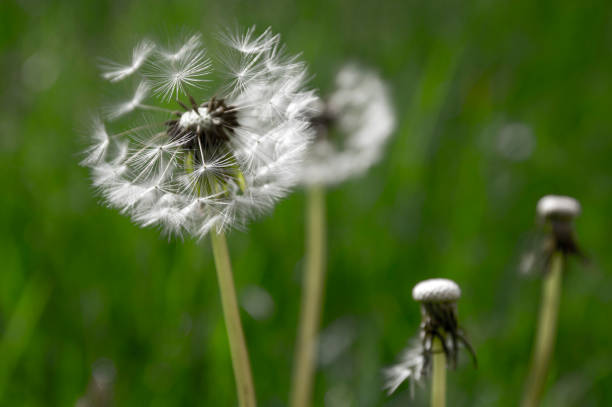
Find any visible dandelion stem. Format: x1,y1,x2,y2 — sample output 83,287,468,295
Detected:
210,231,257,407
431,337,446,407
521,252,564,407
290,185,326,407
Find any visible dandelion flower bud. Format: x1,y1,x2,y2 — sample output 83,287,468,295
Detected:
299,64,395,186
536,195,581,220
82,27,317,238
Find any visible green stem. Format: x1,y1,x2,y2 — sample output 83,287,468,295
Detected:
290,185,326,407
431,337,446,407
210,231,257,407
521,252,564,407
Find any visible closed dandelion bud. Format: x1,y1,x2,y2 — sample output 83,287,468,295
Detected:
82,27,318,238
299,64,395,186
384,278,476,396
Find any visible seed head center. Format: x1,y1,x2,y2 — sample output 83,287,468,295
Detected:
179,108,213,130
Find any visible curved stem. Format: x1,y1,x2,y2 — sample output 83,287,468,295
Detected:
431,337,446,407
290,185,326,407
210,231,257,407
521,252,564,407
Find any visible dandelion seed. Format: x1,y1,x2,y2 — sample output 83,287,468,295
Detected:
383,340,426,396
107,81,151,120
83,27,316,238
148,46,211,100
220,26,279,55
90,141,128,187
80,117,109,166
158,34,202,61
101,39,155,82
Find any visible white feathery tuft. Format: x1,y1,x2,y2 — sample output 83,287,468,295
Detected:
219,26,279,55
298,63,396,186
158,34,203,62
101,39,155,82
383,340,426,396
148,43,211,100
80,117,110,166
84,27,317,238
107,81,151,120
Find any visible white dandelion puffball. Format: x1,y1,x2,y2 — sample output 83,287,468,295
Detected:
412,278,461,302
536,195,581,220
299,64,395,186
82,27,318,238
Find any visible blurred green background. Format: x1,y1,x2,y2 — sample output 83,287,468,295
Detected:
2,0,612,405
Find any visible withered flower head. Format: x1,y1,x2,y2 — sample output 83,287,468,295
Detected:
384,278,476,396
521,195,585,275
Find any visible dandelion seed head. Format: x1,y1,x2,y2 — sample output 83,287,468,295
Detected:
299,63,395,186
83,26,315,238
537,195,581,220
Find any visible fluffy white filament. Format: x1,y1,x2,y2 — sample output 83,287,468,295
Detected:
299,64,396,186
101,39,155,82
383,340,426,396
83,27,317,238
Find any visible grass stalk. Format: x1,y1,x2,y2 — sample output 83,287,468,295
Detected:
210,231,257,407
290,185,326,407
521,252,564,407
